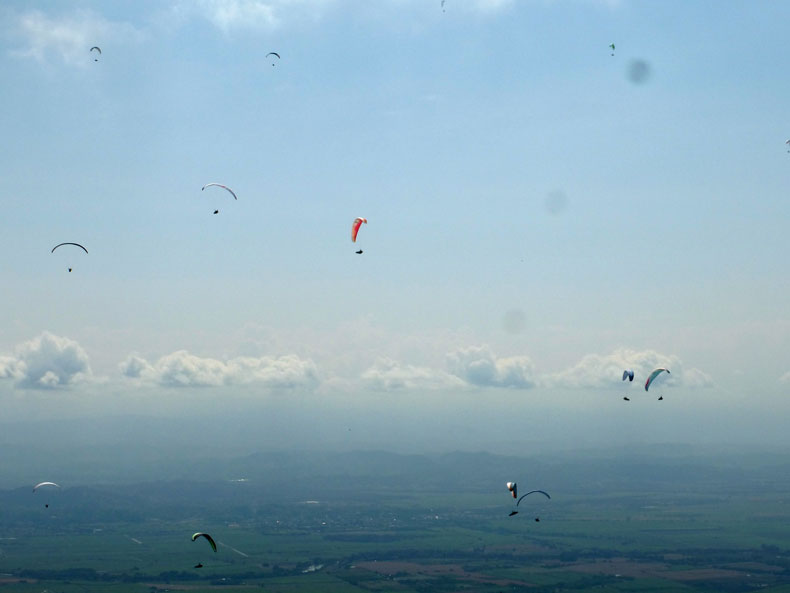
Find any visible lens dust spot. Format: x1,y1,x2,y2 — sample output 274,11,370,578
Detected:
545,190,568,215
502,309,527,334
627,59,652,85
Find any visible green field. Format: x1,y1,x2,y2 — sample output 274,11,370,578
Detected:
1,449,790,592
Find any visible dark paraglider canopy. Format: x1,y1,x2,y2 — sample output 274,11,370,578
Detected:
509,490,551,517
51,243,88,254
52,243,88,272
355,250,363,254
516,490,551,506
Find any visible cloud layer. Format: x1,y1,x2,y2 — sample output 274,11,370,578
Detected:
171,0,335,31
0,332,92,389
543,348,713,390
9,9,142,65
359,346,712,393
361,357,464,391
6,0,522,59
120,350,319,389
360,345,536,392
447,345,536,389
0,330,712,397
169,0,514,32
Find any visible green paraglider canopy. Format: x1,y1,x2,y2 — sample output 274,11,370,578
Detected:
192,532,217,553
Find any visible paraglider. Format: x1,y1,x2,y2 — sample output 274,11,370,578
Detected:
90,46,101,61
510,490,551,519
202,183,237,200
51,243,88,272
645,367,670,401
192,532,217,553
351,217,367,243
202,183,237,214
355,249,363,254
441,0,446,12
194,563,203,569
644,368,670,391
266,52,280,66
622,369,634,401
33,482,60,493
516,490,551,505
506,482,517,499
786,139,789,153
33,482,60,508
51,243,88,254
609,43,615,56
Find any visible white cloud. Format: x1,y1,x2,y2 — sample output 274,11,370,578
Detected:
168,0,520,32
194,0,278,30
394,0,515,16
360,345,536,391
543,348,712,390
361,357,464,391
0,332,92,390
471,0,514,13
682,367,714,389
172,0,335,32
394,0,514,14
0,356,23,380
120,350,320,389
38,371,61,388
779,372,790,384
119,354,153,379
8,9,142,66
447,345,536,389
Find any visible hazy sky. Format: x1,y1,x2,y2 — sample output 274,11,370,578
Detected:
1,0,788,450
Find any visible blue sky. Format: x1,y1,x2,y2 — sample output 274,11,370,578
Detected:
0,0,788,448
